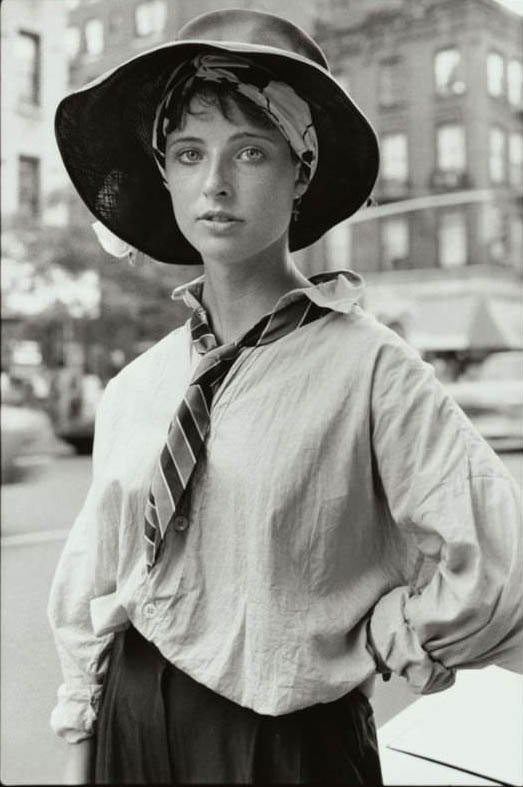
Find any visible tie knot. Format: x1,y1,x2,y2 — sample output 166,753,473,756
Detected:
192,342,240,387
190,308,218,355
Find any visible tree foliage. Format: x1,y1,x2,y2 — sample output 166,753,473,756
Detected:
3,191,200,373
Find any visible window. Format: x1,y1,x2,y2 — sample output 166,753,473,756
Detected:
437,124,466,171
15,31,40,105
487,52,504,97
378,58,404,107
134,0,167,37
438,211,467,267
381,217,409,269
85,18,104,55
507,59,523,107
434,48,465,96
508,132,523,187
381,133,408,182
66,27,82,59
18,156,40,218
489,127,506,183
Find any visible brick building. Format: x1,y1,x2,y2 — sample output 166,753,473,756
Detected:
65,0,315,87
308,0,523,351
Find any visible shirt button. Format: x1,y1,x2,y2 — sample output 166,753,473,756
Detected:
173,515,189,532
143,602,156,619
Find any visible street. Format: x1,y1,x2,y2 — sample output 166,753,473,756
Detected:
1,455,92,786
1,451,522,785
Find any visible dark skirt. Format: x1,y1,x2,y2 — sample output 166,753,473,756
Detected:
95,625,383,785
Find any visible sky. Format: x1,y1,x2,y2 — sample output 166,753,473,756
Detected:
493,0,523,14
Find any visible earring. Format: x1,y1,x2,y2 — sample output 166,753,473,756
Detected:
292,196,302,223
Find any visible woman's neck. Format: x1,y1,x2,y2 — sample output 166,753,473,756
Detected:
201,250,310,345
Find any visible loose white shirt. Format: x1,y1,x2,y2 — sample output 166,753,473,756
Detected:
48,272,523,742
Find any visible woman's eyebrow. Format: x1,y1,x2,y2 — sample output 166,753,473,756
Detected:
167,130,278,148
167,135,203,148
228,131,278,143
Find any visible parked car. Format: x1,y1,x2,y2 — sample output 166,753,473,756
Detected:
49,369,103,455
1,404,71,481
1,371,73,480
445,351,523,452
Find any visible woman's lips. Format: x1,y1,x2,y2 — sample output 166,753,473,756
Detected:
199,212,242,222
198,212,244,232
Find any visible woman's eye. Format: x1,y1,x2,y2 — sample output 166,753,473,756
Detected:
176,149,202,164
238,147,264,162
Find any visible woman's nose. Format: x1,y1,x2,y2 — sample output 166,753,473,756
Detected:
202,155,231,198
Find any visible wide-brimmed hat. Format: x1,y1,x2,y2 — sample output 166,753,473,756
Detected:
55,8,379,265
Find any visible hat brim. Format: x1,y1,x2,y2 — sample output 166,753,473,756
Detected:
56,40,379,265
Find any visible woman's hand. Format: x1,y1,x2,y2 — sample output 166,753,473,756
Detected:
358,674,376,700
63,738,94,785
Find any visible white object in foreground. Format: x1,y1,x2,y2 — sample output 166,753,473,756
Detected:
378,666,523,786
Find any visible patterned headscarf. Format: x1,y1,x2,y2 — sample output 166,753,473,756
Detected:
152,53,319,188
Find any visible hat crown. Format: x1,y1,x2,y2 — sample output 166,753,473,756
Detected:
177,8,329,71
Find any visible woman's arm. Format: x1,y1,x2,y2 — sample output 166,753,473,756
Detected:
63,739,94,785
48,379,121,744
367,339,523,693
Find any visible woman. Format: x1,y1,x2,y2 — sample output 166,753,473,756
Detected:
48,9,522,785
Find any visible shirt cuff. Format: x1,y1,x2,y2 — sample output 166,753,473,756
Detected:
50,683,103,743
369,586,456,694
365,616,392,681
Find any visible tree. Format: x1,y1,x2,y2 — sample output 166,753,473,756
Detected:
3,190,199,377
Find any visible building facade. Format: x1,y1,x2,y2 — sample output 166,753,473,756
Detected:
1,0,70,226
314,0,522,279
66,0,316,88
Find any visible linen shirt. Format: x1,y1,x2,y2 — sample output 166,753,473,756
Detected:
47,271,523,743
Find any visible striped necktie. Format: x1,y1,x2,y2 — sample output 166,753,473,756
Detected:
144,294,330,570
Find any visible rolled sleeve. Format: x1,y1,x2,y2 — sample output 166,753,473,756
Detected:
50,683,103,743
47,379,123,740
368,340,523,693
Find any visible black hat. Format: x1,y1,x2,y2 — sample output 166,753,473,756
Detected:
55,8,379,264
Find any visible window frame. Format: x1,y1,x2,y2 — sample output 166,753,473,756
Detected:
84,17,104,56
380,132,409,184
434,46,465,97
438,209,468,268
380,215,410,270
66,26,82,59
436,122,466,173
487,50,505,98
134,0,167,38
16,30,41,106
18,155,41,219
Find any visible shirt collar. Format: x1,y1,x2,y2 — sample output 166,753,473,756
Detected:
171,270,364,318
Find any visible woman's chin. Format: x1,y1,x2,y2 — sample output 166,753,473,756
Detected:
195,239,265,267
192,231,290,269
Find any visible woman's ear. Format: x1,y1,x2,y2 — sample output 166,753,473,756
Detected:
293,163,309,200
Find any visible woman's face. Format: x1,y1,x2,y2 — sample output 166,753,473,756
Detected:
165,96,305,266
